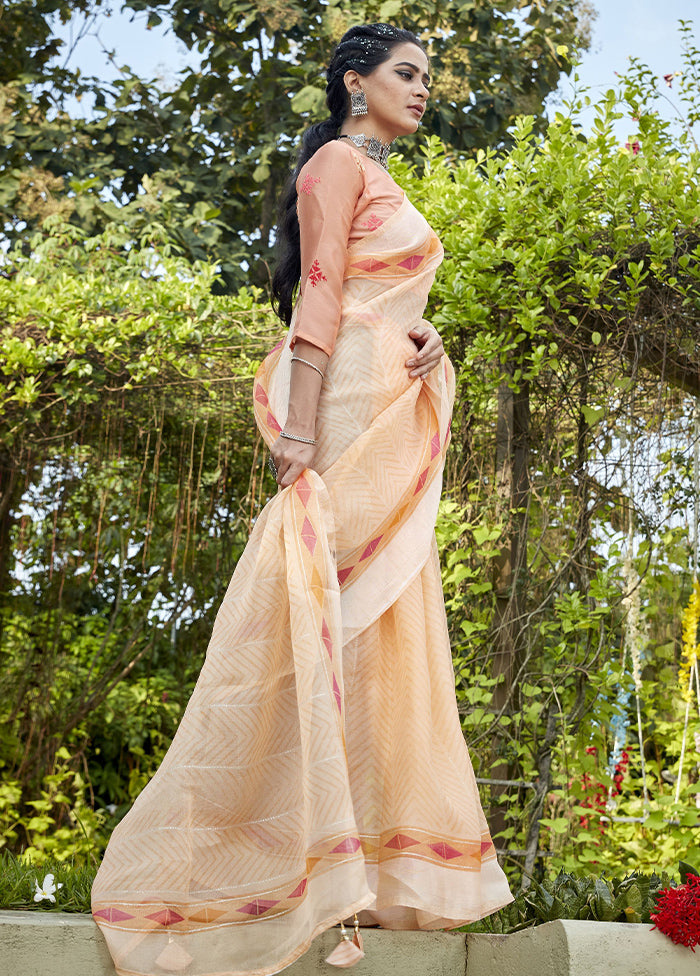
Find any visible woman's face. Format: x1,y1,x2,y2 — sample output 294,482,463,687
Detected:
345,41,431,141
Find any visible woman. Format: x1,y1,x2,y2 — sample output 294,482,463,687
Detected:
92,23,513,976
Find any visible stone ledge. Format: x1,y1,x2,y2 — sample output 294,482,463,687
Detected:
1,910,696,976
466,918,698,976
0,912,464,976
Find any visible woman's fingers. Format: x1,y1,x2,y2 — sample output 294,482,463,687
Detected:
279,461,306,488
406,326,444,377
269,438,316,487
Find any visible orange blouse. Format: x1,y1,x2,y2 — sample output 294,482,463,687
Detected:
289,138,404,357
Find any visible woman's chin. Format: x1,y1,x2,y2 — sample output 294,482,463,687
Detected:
391,120,420,139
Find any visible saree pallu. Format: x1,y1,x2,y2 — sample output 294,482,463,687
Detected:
92,195,513,976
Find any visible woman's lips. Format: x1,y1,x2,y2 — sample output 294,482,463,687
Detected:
408,105,424,118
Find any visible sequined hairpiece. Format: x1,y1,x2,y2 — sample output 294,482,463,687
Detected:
331,37,389,74
329,25,423,80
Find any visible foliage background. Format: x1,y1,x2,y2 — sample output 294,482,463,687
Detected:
1,1,699,894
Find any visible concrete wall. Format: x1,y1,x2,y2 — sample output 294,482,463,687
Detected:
466,919,698,976
1,911,697,976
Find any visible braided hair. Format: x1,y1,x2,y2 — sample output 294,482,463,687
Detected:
271,23,426,325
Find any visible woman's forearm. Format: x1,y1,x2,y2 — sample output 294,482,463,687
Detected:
285,339,329,437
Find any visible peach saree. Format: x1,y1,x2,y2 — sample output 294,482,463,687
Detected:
92,143,512,976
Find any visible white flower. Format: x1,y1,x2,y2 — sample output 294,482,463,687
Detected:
33,873,63,903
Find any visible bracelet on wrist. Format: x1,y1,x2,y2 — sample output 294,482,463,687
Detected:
280,430,316,446
291,356,325,379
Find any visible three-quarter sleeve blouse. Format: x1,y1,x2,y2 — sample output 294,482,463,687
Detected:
289,139,404,357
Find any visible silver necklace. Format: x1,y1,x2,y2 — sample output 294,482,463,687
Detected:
338,133,394,170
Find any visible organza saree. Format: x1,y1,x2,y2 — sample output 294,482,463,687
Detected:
92,190,513,976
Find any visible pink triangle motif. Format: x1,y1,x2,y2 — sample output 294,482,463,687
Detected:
481,840,494,855
331,836,361,854
385,833,420,850
430,432,441,459
429,842,463,860
332,674,342,713
414,469,429,495
146,908,184,926
351,258,389,272
94,907,135,922
239,899,279,916
444,419,452,445
289,878,308,898
271,340,285,353
398,255,424,270
301,516,317,555
321,618,333,658
295,476,311,507
254,384,269,406
266,411,281,433
360,535,382,560
337,566,353,586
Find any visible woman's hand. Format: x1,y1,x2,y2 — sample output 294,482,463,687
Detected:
270,435,317,488
406,324,444,379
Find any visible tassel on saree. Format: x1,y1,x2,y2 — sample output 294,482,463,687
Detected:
324,914,365,968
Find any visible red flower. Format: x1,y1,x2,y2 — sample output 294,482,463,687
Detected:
625,140,641,155
663,73,674,88
578,748,629,834
651,873,700,950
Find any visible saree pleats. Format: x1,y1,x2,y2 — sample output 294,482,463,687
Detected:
92,195,513,976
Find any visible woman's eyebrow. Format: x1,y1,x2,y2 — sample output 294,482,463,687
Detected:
394,60,431,83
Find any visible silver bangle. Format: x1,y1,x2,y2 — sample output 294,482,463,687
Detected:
291,356,325,379
280,430,316,445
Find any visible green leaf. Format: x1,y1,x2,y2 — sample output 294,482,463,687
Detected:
679,860,700,883
581,405,605,426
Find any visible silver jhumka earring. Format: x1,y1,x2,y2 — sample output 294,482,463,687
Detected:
351,90,368,116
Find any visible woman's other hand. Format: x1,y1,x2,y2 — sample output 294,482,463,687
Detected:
406,324,444,379
270,436,317,488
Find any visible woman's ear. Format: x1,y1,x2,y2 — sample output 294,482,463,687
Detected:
343,69,363,94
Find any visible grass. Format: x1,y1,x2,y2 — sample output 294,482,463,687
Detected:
0,851,95,913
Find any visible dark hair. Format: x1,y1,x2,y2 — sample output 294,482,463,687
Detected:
271,23,426,326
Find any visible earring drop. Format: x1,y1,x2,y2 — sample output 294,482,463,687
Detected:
351,90,368,116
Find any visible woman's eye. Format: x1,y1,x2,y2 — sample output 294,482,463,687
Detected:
397,71,412,79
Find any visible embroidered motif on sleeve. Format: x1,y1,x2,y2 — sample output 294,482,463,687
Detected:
300,174,321,195
361,214,383,231
308,260,327,287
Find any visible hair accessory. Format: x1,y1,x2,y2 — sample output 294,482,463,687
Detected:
350,90,368,116
291,356,325,379
338,132,393,170
280,430,317,445
267,455,278,479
